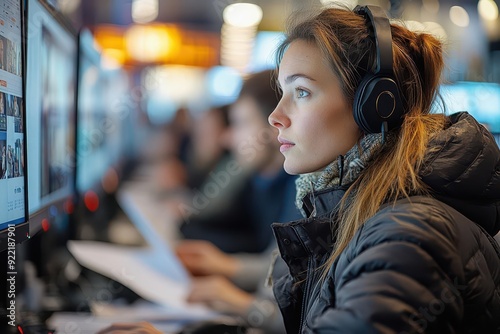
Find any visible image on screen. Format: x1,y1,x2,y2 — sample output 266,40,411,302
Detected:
0,0,28,248
26,0,77,230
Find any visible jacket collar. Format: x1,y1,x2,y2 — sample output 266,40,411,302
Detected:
272,186,347,277
301,185,349,218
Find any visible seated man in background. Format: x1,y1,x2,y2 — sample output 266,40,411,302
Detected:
184,104,232,190
176,70,299,332
99,70,299,333
179,69,299,254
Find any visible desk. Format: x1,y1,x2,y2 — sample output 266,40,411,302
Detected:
47,300,235,334
47,311,186,333
49,176,219,333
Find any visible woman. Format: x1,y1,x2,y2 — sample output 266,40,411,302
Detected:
267,5,500,333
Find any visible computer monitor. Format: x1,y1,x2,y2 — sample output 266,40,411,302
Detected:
76,28,117,197
74,28,136,240
25,0,77,235
436,81,500,134
0,0,29,252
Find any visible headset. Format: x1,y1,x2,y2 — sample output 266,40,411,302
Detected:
353,5,404,135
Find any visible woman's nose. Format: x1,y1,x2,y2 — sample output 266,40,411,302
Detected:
268,102,287,129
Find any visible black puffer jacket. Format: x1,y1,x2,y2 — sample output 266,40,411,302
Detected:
272,112,500,333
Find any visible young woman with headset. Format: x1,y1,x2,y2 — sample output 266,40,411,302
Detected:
267,4,500,333
98,5,500,334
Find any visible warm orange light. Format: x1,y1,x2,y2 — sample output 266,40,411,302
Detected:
94,25,126,50
102,48,126,69
125,24,180,63
92,23,219,67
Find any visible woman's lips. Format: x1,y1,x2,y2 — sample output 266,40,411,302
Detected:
278,137,295,153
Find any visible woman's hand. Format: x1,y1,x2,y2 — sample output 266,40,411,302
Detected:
175,240,240,278
188,276,254,315
97,321,162,334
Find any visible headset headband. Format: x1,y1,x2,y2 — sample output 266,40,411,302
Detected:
354,5,393,75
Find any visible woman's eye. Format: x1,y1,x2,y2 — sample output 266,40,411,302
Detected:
296,88,310,98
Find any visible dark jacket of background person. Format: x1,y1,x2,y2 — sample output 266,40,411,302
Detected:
181,169,299,253
272,112,500,333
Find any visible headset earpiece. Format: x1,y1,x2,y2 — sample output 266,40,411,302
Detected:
353,5,404,134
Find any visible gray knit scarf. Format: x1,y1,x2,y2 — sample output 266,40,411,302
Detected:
295,133,385,217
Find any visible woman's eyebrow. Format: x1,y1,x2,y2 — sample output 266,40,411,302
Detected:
285,73,316,85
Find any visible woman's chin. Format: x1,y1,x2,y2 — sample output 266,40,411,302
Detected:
283,161,305,175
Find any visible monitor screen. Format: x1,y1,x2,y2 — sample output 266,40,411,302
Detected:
25,0,77,234
76,29,131,196
0,0,28,251
76,29,111,194
436,81,500,134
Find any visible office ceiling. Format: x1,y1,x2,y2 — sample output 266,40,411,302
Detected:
69,0,491,31
71,0,312,32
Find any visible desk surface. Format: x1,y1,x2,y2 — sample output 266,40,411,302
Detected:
47,312,185,334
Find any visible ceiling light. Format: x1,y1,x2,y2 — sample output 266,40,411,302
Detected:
125,25,171,63
478,0,499,21
223,3,263,28
132,0,159,24
449,6,469,28
320,0,358,8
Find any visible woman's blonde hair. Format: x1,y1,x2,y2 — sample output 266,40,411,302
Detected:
275,7,448,273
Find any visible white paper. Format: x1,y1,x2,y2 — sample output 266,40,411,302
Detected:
64,181,221,329
67,240,204,313
115,181,188,284
117,181,181,248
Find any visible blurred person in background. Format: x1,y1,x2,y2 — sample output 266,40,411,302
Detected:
99,69,298,334
169,106,192,164
184,104,231,189
179,69,299,254
175,70,300,332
